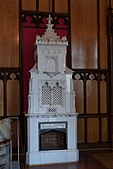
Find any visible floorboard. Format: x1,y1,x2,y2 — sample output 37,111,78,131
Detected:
21,151,108,169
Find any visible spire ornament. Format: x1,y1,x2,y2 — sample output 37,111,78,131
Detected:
47,14,53,24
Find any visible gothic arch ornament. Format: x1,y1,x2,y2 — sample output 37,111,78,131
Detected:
46,56,58,72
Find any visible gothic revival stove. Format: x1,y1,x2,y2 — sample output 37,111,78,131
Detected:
26,15,79,165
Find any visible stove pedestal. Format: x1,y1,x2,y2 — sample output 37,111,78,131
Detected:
26,113,79,165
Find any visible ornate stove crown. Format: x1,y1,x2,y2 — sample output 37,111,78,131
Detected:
36,15,68,45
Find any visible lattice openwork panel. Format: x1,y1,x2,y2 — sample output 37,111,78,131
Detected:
41,81,63,107
53,82,62,106
41,82,51,105
48,108,56,113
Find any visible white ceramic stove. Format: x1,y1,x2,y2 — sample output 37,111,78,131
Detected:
26,15,79,165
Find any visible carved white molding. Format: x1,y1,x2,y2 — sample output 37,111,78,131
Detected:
38,46,66,54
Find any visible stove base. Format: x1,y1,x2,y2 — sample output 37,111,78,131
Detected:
26,114,79,165
26,149,79,165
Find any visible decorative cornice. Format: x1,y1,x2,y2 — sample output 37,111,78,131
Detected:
25,112,79,118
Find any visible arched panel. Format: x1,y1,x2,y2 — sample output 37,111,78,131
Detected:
73,77,84,114
7,74,20,116
47,58,56,72
86,78,98,114
100,80,107,113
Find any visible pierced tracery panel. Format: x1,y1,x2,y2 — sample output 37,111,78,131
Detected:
41,82,51,106
53,82,62,106
41,81,63,107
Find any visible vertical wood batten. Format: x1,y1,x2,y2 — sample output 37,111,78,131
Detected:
107,0,113,149
100,0,108,68
101,118,108,142
77,118,85,143
0,0,19,67
22,0,36,11
87,118,99,142
71,0,98,69
86,80,98,114
97,0,100,68
7,79,20,116
100,81,107,113
55,0,68,13
39,0,52,12
73,80,84,114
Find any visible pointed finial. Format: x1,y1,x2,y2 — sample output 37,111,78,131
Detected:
47,14,53,24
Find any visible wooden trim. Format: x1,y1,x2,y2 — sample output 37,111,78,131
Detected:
107,1,113,149
78,142,110,150
97,0,100,69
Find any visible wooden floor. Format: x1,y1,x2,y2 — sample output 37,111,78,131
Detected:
22,151,109,169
